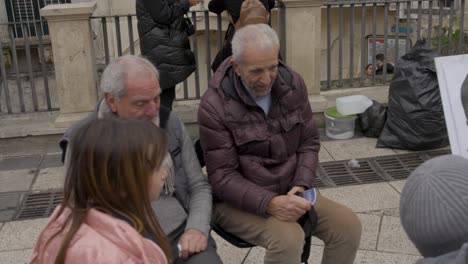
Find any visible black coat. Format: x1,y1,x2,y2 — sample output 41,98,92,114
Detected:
136,0,196,89
208,0,276,72
208,0,275,23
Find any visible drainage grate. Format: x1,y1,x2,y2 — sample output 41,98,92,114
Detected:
11,149,451,220
318,149,451,188
15,191,63,220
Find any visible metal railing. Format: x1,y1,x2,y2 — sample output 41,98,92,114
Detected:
323,0,466,90
0,21,56,114
91,1,286,101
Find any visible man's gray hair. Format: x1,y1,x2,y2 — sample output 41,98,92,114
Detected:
100,55,159,98
231,24,279,64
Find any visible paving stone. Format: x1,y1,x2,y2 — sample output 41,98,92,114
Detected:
0,248,32,264
322,138,397,161
0,156,41,171
357,213,381,250
0,193,24,210
243,247,264,264
389,180,406,194
0,210,16,222
307,245,324,264
0,218,49,251
377,216,420,255
319,147,334,162
40,154,63,168
319,183,400,213
365,208,400,218
211,232,250,264
32,167,65,190
354,249,421,263
0,170,35,192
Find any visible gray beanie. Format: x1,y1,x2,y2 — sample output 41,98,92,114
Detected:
400,155,468,258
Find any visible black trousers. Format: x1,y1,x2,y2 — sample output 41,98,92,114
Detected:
161,86,176,110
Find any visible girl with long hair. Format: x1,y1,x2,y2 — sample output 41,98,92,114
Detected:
30,118,172,264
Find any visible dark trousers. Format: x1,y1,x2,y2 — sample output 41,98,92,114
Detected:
161,86,176,110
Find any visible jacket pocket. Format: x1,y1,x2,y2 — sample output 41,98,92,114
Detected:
279,110,304,132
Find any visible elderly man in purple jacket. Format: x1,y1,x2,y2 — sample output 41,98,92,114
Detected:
198,24,361,264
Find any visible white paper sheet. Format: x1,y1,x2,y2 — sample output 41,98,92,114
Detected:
434,54,468,159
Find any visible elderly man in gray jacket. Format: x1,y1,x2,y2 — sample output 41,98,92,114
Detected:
60,55,222,264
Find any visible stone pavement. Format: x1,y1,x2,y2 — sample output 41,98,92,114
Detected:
0,133,438,264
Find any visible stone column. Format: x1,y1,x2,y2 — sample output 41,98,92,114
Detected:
40,2,98,128
282,0,324,96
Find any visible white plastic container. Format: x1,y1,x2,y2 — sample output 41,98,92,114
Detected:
325,107,357,140
336,95,373,116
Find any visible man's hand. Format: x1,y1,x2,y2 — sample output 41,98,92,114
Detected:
266,195,312,222
178,228,208,259
287,186,305,195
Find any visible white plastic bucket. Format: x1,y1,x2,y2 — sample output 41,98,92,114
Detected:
324,107,357,140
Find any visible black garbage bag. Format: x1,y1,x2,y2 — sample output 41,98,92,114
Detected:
377,39,449,150
358,100,387,138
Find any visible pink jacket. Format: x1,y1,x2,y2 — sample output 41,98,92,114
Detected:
29,206,168,264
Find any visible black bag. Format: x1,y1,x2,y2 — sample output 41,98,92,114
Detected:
377,39,449,150
184,15,195,36
358,100,387,138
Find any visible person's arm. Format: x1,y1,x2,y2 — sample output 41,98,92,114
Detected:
208,0,226,14
198,96,277,216
289,74,321,190
176,118,212,258
142,0,193,25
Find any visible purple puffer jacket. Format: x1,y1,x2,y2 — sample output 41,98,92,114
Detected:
198,60,320,216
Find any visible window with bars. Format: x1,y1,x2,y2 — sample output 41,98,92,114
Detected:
5,0,71,38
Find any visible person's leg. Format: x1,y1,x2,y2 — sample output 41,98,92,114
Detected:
160,86,176,110
169,225,222,264
311,194,362,264
214,203,305,264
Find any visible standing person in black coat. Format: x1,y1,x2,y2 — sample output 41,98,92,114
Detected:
137,0,198,109
208,0,276,72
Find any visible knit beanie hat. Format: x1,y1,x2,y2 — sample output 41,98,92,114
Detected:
400,154,468,257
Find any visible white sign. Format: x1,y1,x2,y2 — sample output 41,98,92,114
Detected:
434,54,468,159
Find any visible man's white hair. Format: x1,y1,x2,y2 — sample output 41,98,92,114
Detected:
231,24,279,64
100,55,159,98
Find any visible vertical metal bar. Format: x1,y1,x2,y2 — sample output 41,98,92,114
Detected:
406,0,411,53
383,3,389,82
428,0,433,47
22,23,38,111
338,5,343,87
216,14,222,51
0,42,12,113
279,3,286,62
115,16,122,56
395,2,400,65
372,3,377,86
36,21,51,110
192,12,200,99
438,1,443,54
360,4,366,87
22,0,31,37
183,80,188,100
9,0,19,37
459,0,465,53
127,15,135,55
102,17,110,64
326,5,331,89
205,11,211,80
9,26,25,112
29,0,38,36
37,0,45,36
447,0,454,53
349,4,355,88
417,1,422,40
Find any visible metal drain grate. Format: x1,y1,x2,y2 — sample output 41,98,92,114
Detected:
11,149,451,220
318,149,451,187
15,191,63,220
